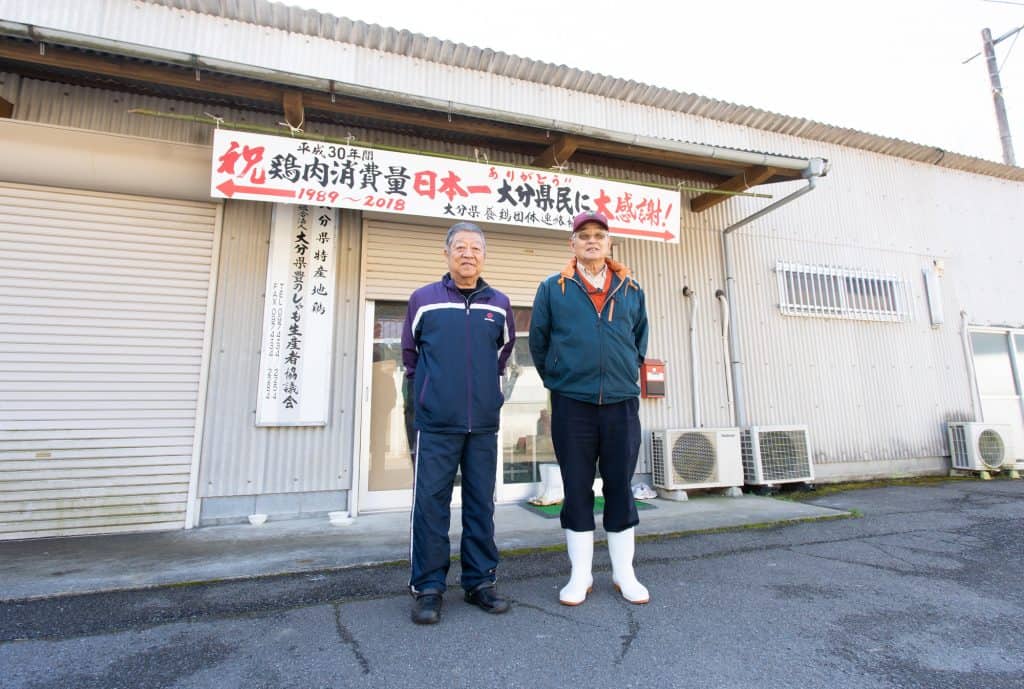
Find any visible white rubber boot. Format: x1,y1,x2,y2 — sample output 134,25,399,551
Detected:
559,529,594,606
607,527,649,604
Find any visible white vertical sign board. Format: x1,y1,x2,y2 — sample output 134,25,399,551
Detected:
256,204,338,426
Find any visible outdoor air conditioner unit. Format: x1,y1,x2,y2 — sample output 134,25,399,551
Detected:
947,422,1015,474
741,425,814,487
650,428,744,491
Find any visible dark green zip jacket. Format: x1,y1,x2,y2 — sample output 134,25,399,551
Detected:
529,257,648,405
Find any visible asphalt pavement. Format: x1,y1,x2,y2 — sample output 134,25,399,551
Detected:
2,479,1022,689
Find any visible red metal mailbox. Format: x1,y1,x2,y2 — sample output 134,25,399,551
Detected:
640,359,665,399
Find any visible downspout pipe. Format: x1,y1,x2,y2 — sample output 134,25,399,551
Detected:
960,310,983,422
715,289,736,427
721,160,827,428
682,286,700,428
722,167,822,237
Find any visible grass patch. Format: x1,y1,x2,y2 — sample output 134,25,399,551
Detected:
778,475,974,502
637,511,859,540
520,497,655,519
498,511,861,557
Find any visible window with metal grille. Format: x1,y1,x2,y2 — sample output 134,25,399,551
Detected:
775,261,911,322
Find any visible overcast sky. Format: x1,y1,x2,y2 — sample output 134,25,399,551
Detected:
293,0,1023,164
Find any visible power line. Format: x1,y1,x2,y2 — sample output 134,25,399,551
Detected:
999,24,1020,72
963,23,1024,64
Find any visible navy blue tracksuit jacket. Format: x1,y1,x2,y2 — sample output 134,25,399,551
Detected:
402,274,515,433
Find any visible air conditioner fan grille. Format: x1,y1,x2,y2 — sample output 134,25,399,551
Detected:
758,430,810,482
977,429,1006,469
672,433,716,482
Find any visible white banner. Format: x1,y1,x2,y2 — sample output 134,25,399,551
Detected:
211,129,680,243
255,204,338,426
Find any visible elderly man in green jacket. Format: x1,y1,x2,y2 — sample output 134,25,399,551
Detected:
529,210,650,607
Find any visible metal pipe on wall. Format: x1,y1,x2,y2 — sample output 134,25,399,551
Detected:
960,310,983,422
722,175,819,238
720,166,825,428
715,289,736,427
682,286,700,428
721,232,747,427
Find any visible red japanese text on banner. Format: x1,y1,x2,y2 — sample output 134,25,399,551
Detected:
210,129,680,243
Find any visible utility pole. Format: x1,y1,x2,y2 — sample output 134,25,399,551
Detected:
981,26,1020,166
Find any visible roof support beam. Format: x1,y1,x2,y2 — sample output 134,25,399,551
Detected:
690,165,776,213
532,135,579,168
282,91,304,129
0,40,536,142
570,152,724,185
0,39,284,102
0,96,12,118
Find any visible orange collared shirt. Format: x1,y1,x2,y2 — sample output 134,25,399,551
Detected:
580,266,614,314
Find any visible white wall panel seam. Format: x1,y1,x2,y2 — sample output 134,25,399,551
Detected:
185,201,223,528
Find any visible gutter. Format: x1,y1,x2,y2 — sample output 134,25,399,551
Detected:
682,286,701,428
720,159,828,427
0,20,816,173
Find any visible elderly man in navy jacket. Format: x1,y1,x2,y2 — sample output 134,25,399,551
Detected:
401,221,515,625
530,211,650,607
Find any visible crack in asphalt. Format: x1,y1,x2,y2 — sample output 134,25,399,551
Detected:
333,603,371,675
632,526,949,568
512,601,616,632
615,607,640,666
862,541,925,569
867,539,967,557
787,547,931,576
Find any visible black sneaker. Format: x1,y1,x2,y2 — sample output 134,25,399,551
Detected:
411,593,443,625
464,584,510,614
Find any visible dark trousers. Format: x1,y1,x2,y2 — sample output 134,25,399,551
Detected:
550,391,641,533
409,430,499,595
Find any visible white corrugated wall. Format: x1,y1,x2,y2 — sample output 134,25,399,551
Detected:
5,73,1023,481
0,71,18,105
0,181,218,539
362,218,570,305
617,160,1014,476
615,223,731,443
197,205,363,498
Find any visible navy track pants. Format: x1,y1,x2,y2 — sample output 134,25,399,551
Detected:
409,430,499,594
550,391,641,533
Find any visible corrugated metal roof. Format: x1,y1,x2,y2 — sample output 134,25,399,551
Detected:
1,38,800,168
87,1,1020,181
